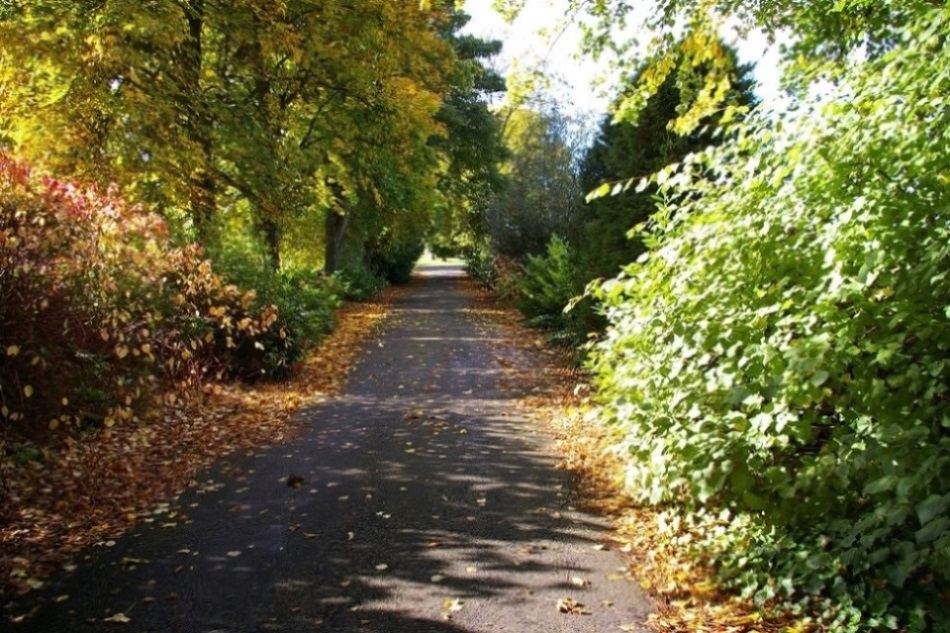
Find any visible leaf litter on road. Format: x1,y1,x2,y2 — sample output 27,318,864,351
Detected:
0,289,401,621
460,277,799,633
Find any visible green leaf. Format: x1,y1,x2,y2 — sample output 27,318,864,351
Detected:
586,182,611,203
915,516,950,544
810,370,830,387
915,494,949,527
863,476,898,496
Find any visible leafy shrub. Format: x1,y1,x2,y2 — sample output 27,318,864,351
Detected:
334,262,387,301
465,246,497,287
368,239,424,284
515,237,603,347
213,256,341,379
589,10,950,631
518,236,576,329
0,157,290,439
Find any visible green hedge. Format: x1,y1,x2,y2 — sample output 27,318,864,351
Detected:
589,10,950,631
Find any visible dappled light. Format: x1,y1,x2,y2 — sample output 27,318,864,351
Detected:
6,270,649,631
3,1,948,631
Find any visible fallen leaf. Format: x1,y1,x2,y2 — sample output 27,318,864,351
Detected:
103,613,131,623
570,576,590,588
375,563,388,571
226,551,241,558
443,598,464,612
430,574,445,583
556,597,590,615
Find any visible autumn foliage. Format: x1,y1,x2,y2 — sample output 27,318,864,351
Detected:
0,156,293,441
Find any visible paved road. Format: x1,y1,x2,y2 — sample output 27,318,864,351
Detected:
17,265,650,632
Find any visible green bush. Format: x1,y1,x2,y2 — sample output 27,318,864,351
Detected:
213,256,342,380
334,262,387,301
518,236,576,329
516,237,603,347
368,239,424,284
465,246,497,287
589,10,950,631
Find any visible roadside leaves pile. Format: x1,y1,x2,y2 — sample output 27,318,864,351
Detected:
0,291,395,619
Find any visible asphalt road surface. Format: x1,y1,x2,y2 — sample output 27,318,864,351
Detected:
16,264,651,632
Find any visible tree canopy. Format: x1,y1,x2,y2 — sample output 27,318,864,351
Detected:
0,0,504,273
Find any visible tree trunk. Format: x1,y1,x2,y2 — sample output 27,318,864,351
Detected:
323,208,349,276
262,217,281,272
179,0,217,246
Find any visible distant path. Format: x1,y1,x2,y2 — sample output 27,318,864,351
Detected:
17,265,650,632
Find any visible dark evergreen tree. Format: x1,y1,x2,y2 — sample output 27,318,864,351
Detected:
574,46,758,281
427,5,509,254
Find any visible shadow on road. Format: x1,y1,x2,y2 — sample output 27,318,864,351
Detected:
12,266,648,632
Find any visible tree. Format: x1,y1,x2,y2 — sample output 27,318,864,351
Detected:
483,105,584,259
427,5,509,255
0,1,459,274
575,46,757,280
496,0,938,133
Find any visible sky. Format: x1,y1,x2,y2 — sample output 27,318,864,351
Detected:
460,0,783,119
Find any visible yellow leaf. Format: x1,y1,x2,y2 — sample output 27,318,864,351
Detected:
49,419,59,431
23,385,33,398
115,345,129,359
6,345,20,356
103,612,131,623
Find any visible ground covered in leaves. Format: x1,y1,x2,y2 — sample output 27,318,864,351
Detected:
461,278,808,633
0,290,399,617
4,275,807,632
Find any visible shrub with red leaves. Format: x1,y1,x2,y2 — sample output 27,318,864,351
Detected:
0,156,287,442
